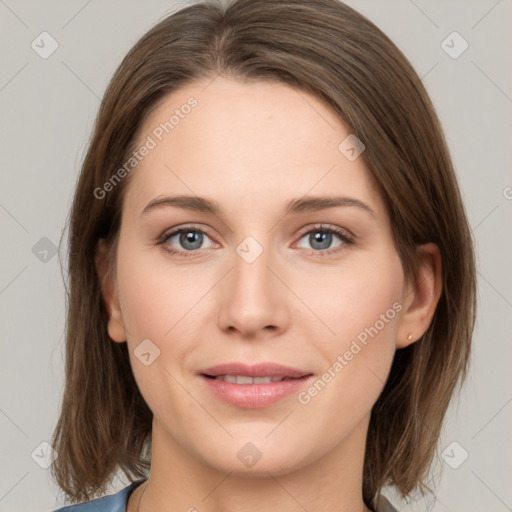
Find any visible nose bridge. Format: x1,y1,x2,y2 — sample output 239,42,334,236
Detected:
218,232,288,335
232,234,276,303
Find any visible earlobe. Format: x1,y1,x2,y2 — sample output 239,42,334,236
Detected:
396,243,443,349
95,239,127,343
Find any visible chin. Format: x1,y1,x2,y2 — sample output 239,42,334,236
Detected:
199,439,309,477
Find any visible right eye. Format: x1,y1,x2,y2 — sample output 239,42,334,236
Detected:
159,225,216,257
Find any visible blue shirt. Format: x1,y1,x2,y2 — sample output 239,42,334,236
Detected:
51,479,147,512
51,479,397,511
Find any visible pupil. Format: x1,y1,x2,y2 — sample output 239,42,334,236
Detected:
312,232,331,250
181,231,202,250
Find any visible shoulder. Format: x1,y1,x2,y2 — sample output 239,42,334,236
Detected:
376,494,399,512
50,479,147,512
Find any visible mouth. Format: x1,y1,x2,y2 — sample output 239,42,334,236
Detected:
197,362,311,379
197,362,313,408
201,374,305,384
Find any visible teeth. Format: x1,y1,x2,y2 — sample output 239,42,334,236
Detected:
213,375,287,384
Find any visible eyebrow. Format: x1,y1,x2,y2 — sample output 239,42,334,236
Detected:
141,195,376,217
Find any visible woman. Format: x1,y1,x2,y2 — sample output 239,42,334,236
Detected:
50,0,476,511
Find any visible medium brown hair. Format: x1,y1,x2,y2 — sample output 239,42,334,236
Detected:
51,0,477,508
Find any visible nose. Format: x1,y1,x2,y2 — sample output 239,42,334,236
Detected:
217,239,290,339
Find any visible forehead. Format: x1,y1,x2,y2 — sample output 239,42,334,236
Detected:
124,76,384,216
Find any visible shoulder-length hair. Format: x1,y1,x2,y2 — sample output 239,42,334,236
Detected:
51,0,477,508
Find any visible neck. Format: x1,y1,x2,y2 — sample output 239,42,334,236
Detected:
130,415,372,512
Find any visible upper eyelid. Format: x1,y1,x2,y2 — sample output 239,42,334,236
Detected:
296,223,354,239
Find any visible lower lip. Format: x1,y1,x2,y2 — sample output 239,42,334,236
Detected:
198,375,313,408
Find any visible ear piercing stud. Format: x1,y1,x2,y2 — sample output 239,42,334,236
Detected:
407,333,413,341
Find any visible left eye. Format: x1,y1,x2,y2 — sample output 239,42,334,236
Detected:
295,226,352,254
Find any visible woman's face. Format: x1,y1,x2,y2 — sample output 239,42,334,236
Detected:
104,76,412,476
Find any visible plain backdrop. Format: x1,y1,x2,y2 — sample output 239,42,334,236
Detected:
0,1,511,511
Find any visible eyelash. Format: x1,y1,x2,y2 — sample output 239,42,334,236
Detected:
157,223,354,258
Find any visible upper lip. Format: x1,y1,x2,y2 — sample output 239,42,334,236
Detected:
198,362,311,379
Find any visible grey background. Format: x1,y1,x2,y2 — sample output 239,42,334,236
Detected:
1,1,511,511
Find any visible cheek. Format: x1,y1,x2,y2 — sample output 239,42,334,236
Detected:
298,249,403,343
115,246,202,415
294,247,404,400
116,240,204,340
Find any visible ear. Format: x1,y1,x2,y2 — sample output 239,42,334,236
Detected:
95,238,127,343
396,243,443,349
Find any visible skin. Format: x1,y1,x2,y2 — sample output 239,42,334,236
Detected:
95,76,442,512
